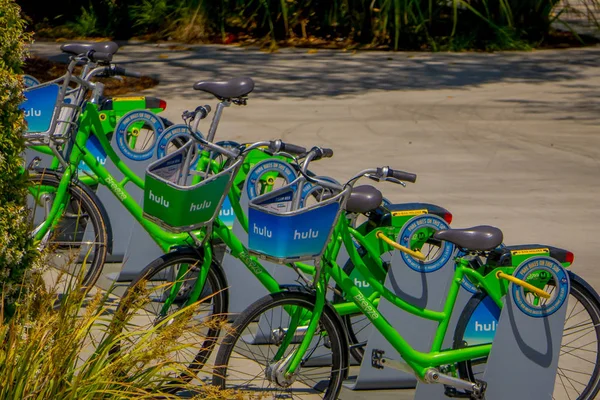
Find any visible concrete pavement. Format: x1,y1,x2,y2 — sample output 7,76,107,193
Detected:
31,41,600,399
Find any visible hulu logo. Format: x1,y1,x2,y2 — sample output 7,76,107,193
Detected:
190,200,212,212
293,229,319,240
253,224,272,238
220,207,233,217
474,320,498,332
148,190,169,208
24,108,42,117
354,278,370,288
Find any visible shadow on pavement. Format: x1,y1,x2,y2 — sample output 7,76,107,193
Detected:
38,41,600,120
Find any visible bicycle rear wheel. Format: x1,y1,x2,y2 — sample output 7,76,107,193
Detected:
213,291,349,400
453,271,600,400
27,171,108,293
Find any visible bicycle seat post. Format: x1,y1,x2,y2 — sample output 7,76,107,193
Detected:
206,100,230,142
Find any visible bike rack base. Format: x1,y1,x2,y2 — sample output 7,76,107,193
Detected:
416,256,569,399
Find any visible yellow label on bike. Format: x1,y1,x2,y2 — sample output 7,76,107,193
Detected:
114,96,145,102
391,209,428,217
511,248,549,256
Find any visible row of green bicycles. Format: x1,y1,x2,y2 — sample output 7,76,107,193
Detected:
23,42,600,399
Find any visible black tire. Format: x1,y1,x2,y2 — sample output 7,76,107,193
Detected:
110,248,228,384
213,291,349,400
27,172,108,292
453,271,600,400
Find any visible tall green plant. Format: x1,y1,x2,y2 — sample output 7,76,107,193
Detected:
0,272,224,398
0,0,36,317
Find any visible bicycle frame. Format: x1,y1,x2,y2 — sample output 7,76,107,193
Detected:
28,102,366,318
273,215,515,382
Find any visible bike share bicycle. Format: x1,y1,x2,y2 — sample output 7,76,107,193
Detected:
212,156,600,400
22,42,302,294
23,42,176,288
108,100,462,387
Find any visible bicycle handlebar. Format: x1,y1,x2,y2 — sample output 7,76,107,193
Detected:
111,66,142,78
89,51,113,63
312,147,334,161
378,167,417,183
268,140,306,156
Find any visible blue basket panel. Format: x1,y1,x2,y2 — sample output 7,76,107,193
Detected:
22,84,60,133
249,201,340,259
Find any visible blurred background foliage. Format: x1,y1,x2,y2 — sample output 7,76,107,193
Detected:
17,0,600,50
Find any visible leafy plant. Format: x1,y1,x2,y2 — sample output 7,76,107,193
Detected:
129,0,171,33
0,0,36,317
67,5,100,36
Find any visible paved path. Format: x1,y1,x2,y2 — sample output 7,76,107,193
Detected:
32,41,600,399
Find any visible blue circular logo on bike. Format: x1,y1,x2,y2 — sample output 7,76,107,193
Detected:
116,110,165,161
23,75,40,88
299,176,340,207
511,256,569,318
246,159,297,200
156,124,203,167
397,214,454,273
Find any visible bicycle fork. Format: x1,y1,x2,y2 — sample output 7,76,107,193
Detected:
265,281,327,388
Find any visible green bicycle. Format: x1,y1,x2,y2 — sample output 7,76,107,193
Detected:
212,164,600,400
23,44,294,292
24,42,180,285
109,129,456,385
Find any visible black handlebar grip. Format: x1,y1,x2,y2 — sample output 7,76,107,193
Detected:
111,66,126,76
389,168,417,183
320,148,334,159
124,69,142,78
90,51,113,63
194,105,212,119
279,141,306,155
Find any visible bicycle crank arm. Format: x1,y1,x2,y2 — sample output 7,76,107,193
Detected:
371,349,414,375
424,369,486,399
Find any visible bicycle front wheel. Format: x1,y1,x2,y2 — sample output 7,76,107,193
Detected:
109,248,228,384
453,271,600,400
213,291,349,400
28,171,108,293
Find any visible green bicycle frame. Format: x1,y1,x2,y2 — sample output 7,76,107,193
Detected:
275,215,513,381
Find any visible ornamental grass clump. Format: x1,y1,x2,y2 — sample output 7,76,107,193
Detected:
0,272,222,399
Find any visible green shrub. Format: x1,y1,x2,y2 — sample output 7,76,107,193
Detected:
28,0,600,49
0,0,36,317
67,5,100,37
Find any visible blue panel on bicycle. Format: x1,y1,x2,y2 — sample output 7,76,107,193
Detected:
78,134,107,174
22,84,59,133
219,195,235,227
248,201,340,260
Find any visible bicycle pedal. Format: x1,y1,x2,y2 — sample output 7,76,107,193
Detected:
371,349,385,369
443,386,472,398
442,379,487,399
